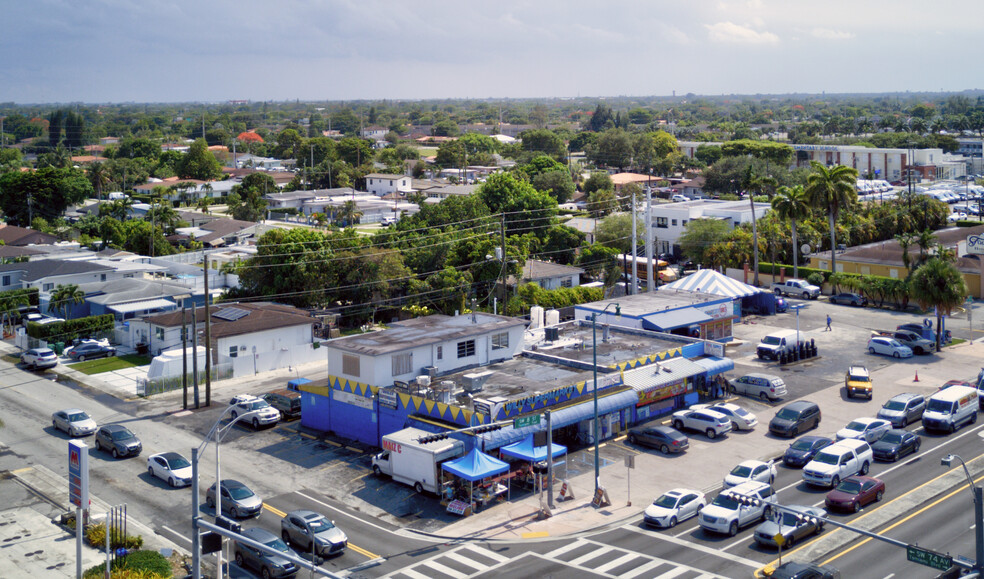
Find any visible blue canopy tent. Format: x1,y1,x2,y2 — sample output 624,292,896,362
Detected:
498,435,568,494
441,448,511,512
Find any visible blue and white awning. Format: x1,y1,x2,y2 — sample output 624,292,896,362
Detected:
661,269,761,298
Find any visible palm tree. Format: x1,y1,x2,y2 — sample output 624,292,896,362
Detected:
915,229,937,265
805,162,858,276
743,170,777,286
50,284,84,320
909,257,967,351
335,200,362,227
771,185,811,278
102,197,134,221
88,161,111,201
895,232,916,273
196,197,211,215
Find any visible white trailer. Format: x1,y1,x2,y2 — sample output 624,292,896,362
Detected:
371,428,465,494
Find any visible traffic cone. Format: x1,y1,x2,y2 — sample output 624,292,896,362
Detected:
914,371,920,382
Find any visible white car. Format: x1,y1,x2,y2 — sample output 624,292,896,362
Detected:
22,347,58,370
948,212,968,223
671,409,733,439
836,418,892,443
52,409,97,437
723,459,777,488
693,402,757,431
867,336,913,359
147,452,193,487
643,489,706,528
229,395,281,428
671,194,689,202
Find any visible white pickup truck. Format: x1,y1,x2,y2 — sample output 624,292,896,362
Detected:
698,481,774,536
771,279,821,300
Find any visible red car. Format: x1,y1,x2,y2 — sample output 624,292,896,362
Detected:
825,475,885,513
939,380,973,391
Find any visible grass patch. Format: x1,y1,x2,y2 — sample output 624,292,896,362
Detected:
948,338,967,346
70,354,151,375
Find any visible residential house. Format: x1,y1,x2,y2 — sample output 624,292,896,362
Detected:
365,173,412,197
169,218,261,248
0,224,59,246
509,260,584,290
360,126,388,140
130,302,320,376
77,278,190,323
649,199,770,258
565,217,599,245
610,173,655,191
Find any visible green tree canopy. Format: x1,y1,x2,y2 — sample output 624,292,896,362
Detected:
176,138,222,180
679,218,732,266
0,167,93,226
909,257,967,350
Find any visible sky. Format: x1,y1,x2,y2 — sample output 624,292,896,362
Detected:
2,0,982,104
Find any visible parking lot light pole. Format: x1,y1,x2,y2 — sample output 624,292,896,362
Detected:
941,454,984,574
591,303,621,495
789,304,804,345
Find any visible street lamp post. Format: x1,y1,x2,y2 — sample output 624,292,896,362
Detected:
941,453,983,574
590,303,621,495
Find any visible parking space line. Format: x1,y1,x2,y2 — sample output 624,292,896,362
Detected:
300,432,317,440
349,472,369,484
318,462,350,472
324,439,342,447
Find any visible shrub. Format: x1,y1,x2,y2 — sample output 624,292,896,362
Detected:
84,523,144,550
83,549,170,579
26,313,114,341
759,263,832,282
806,272,825,286
956,219,984,227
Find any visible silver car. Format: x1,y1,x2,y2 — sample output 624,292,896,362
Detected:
206,480,262,518
877,393,925,428
52,409,97,437
234,527,298,578
22,347,58,370
280,510,348,556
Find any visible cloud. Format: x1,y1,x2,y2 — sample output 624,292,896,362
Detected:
705,21,779,44
811,27,855,40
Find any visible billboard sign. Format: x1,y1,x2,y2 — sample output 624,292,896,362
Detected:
68,440,89,509
967,234,984,255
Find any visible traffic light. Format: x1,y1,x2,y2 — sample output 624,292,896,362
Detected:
418,433,450,444
473,424,504,434
201,532,221,554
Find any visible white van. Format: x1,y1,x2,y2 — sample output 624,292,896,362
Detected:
107,192,129,201
756,329,805,361
922,386,978,433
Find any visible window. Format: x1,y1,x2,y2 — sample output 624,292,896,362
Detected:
491,332,509,350
155,327,165,340
656,217,668,228
1,275,9,286
437,346,443,360
457,340,476,358
671,219,677,226
560,278,573,288
392,352,411,376
43,283,53,292
228,346,238,358
342,354,360,377
100,274,107,281
682,220,688,226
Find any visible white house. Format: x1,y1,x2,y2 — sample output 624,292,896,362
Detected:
130,302,320,377
322,313,527,389
649,199,771,257
365,173,412,197
509,260,584,290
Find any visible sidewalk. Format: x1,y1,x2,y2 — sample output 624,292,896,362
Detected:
433,340,984,542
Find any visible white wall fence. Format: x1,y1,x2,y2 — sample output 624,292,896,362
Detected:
228,342,325,377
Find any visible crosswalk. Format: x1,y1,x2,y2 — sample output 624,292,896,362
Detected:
382,538,727,579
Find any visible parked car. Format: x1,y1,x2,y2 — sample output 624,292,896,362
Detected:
825,475,885,513
147,452,193,487
723,459,776,488
643,489,706,528
229,395,281,429
877,393,926,427
51,409,97,437
844,365,872,399
21,347,58,370
626,425,689,454
769,401,822,438
233,527,299,578
206,480,263,518
753,505,826,549
774,297,789,313
728,373,787,401
280,510,348,556
262,389,302,420
670,194,689,202
692,402,757,431
66,342,117,361
829,292,867,307
835,417,892,443
770,562,841,579
93,424,142,458
671,409,732,439
880,330,935,355
867,336,913,358
783,436,833,469
939,379,973,391
871,429,921,462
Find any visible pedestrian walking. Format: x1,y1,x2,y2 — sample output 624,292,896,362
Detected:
825,314,832,331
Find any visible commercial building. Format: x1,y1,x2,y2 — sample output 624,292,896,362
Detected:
648,199,770,258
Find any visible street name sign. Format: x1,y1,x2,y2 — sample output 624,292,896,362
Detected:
907,545,952,571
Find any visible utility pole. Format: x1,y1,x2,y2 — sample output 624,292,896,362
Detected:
203,255,212,406
182,305,188,410
631,190,638,294
499,214,507,306
192,305,199,408
646,185,654,291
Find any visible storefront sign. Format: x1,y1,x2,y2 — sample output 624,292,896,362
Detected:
637,381,687,407
446,500,472,516
704,341,725,357
378,387,398,409
334,389,374,410
968,234,984,255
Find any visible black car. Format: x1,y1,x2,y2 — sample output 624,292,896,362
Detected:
871,429,921,462
233,527,299,578
828,292,867,306
769,401,822,438
770,562,841,579
783,435,833,468
93,424,142,458
626,425,689,454
67,342,117,361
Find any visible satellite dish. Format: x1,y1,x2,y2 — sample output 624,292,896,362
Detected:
801,244,812,255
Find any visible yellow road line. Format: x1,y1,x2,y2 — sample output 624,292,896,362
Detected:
299,432,317,440
344,446,362,453
263,503,287,518
349,472,369,484
522,531,550,538
323,439,342,447
756,464,984,575
821,471,984,566
319,462,349,472
11,467,33,474
348,543,379,559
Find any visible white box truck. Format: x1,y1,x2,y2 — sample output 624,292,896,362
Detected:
371,428,465,494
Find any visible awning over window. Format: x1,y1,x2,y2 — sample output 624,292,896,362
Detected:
692,356,735,377
107,298,177,314
642,308,712,331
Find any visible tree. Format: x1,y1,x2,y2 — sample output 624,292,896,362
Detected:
895,232,915,273
540,225,585,265
915,229,937,265
334,200,363,226
745,172,778,285
594,213,643,255
583,172,614,196
679,219,732,266
274,129,303,159
49,284,84,319
587,104,615,132
519,129,566,161
589,129,634,170
804,162,858,275
176,138,222,180
909,257,967,351
336,137,372,166
477,172,557,239
771,185,811,278
577,245,620,284
531,170,575,204
0,167,93,226
87,161,111,200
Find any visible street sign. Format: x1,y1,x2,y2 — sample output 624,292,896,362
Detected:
907,545,952,571
773,533,786,547
624,455,635,469
514,414,541,429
